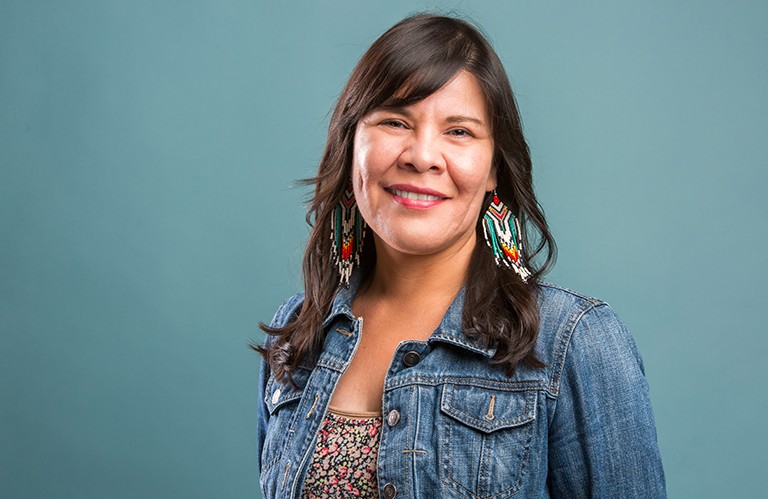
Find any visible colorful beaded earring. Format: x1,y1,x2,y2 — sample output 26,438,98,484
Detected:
481,191,532,282
331,181,366,287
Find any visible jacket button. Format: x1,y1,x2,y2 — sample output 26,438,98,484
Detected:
386,409,400,427
382,482,397,498
271,388,281,405
403,351,420,367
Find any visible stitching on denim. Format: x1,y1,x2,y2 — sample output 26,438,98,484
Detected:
441,388,537,498
539,281,604,305
405,384,413,496
442,389,536,432
548,301,599,398
266,389,302,414
444,405,533,430
429,334,486,349
261,388,303,475
262,454,280,476
386,375,547,392
316,356,346,372
261,396,295,474
401,449,427,454
429,334,494,355
478,430,489,495
264,376,276,406
439,385,452,496
443,408,536,498
516,407,536,491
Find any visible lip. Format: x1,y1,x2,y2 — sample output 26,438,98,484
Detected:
385,183,449,210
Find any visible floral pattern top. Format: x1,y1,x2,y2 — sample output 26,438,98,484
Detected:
300,406,383,498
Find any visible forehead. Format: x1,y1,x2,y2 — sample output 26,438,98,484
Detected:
383,70,490,120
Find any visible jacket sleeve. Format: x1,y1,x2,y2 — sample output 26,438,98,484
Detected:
256,293,305,475
547,303,666,498
256,347,271,475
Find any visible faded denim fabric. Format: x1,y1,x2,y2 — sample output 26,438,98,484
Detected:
257,280,666,498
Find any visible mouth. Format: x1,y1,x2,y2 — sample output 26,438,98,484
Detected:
385,184,448,209
388,188,443,201
385,184,448,200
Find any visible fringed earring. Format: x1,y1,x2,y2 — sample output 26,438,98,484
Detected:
482,191,532,282
331,181,366,287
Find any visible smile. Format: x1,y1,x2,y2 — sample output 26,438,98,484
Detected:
389,188,444,201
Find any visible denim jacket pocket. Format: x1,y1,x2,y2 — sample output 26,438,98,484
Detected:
261,373,305,475
439,384,537,498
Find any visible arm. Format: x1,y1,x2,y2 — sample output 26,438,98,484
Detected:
256,293,304,475
547,304,666,498
256,351,270,474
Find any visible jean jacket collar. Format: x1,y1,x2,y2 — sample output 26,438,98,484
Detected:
322,272,497,358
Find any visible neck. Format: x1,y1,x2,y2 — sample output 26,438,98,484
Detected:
360,233,477,304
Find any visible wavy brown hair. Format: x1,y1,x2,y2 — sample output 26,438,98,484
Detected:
258,13,556,382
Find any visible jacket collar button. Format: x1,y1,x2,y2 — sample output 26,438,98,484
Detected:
403,351,420,367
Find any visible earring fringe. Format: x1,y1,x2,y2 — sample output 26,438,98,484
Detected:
482,192,532,282
331,182,366,287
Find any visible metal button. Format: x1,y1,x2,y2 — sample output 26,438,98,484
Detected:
382,482,397,499
386,409,400,427
403,351,420,367
271,388,281,405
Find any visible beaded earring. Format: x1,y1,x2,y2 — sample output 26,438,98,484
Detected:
330,181,366,287
481,191,532,282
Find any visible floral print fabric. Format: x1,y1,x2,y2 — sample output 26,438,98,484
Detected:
301,407,382,498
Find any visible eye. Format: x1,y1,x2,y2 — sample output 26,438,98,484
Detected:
380,119,408,129
447,128,474,137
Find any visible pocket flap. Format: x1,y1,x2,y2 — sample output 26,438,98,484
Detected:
440,384,537,433
264,374,304,415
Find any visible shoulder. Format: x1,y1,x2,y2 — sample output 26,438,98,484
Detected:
268,293,305,328
536,281,605,328
534,281,643,397
536,284,665,494
259,293,305,352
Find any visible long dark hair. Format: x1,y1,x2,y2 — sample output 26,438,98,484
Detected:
258,14,556,382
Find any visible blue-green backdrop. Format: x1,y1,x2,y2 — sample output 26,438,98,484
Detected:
2,1,766,497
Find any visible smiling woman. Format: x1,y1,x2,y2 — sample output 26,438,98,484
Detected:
256,13,666,498
353,71,495,260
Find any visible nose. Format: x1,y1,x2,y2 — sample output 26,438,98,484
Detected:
400,130,446,173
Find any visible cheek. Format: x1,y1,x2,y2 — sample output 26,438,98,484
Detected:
352,133,381,183
351,135,373,198
352,154,374,201
351,137,380,220
454,160,494,194
352,134,402,198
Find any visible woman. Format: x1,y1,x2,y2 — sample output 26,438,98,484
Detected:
257,14,666,499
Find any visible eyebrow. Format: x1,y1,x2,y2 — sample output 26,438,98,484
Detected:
445,115,486,127
377,106,487,128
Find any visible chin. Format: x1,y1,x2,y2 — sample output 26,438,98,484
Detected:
377,230,474,258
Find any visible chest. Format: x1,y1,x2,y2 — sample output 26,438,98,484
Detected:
259,320,550,498
330,312,436,412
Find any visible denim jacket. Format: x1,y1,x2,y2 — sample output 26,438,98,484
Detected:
257,281,666,498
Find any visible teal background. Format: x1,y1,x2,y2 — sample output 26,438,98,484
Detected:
2,1,766,497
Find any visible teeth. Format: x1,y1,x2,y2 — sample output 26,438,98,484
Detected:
392,189,442,201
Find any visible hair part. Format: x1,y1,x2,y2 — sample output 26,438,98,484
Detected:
257,13,556,383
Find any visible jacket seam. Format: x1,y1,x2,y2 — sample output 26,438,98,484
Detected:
538,281,604,305
546,301,604,398
385,375,547,392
